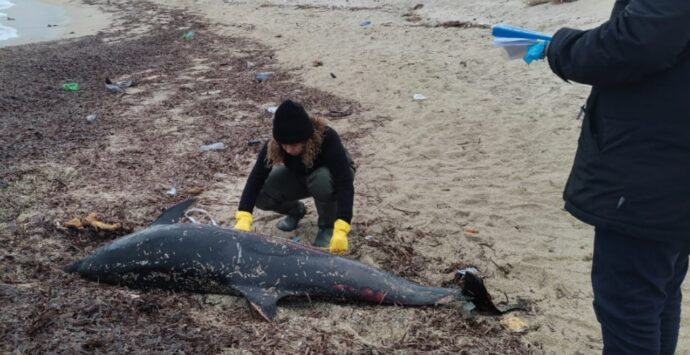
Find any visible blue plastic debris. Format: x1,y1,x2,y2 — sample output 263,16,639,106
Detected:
255,72,272,82
182,31,195,40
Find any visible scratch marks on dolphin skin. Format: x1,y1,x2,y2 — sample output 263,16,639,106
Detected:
67,217,481,322
236,243,242,263
251,264,267,277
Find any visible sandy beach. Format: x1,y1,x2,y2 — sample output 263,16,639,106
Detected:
1,0,688,353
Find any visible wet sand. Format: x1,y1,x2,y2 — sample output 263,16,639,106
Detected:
0,0,108,47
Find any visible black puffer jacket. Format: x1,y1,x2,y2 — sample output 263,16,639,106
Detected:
238,127,355,223
547,0,690,240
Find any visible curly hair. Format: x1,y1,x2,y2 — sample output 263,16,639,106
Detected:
267,116,327,168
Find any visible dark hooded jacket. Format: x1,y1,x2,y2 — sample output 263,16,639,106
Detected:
238,127,355,223
546,0,690,241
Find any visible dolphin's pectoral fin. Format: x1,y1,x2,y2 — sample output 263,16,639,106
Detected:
235,286,280,321
150,198,196,226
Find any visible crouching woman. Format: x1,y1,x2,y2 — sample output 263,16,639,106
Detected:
233,99,356,254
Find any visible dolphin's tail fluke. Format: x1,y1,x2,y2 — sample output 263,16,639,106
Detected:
457,268,525,315
63,259,84,273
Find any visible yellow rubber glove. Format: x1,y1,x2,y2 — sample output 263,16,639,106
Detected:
328,219,350,254
234,211,253,231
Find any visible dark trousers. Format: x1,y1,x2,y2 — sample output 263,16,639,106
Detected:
255,166,338,228
592,227,690,355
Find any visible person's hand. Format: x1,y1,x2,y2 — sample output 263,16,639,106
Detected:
234,211,253,231
328,219,350,254
523,40,549,64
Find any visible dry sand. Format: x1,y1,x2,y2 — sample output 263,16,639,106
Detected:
151,0,688,353
3,0,689,353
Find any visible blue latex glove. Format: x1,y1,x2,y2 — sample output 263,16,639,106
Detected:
523,40,549,64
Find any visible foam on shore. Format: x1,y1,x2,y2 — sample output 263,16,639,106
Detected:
0,0,18,41
0,0,109,48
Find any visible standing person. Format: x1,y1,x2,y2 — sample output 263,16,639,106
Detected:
232,99,356,254
525,0,690,353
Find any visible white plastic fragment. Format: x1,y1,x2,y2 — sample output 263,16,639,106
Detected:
200,142,226,152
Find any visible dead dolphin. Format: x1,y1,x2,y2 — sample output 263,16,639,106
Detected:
64,199,517,320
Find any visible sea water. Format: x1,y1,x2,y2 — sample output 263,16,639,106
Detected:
0,0,73,47
0,0,18,41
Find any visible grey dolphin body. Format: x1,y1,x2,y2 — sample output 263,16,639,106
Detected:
64,199,508,320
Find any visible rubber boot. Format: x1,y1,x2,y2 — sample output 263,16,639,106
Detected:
313,228,333,247
276,202,306,232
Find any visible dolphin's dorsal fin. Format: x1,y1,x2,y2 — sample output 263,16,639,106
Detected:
150,198,197,226
235,286,280,321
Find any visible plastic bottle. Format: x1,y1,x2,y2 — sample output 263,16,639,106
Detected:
200,142,226,152
62,83,80,91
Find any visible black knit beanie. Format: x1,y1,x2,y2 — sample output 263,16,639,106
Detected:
272,100,314,144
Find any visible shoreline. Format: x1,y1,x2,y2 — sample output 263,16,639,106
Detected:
0,0,110,48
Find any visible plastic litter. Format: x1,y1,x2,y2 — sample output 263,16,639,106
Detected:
104,78,124,93
266,106,278,114
104,78,134,92
183,208,219,226
491,24,551,41
360,20,371,28
491,24,552,60
115,79,133,88
181,31,194,40
412,93,427,101
86,113,98,123
166,184,177,197
105,84,123,93
62,83,80,91
200,142,226,152
364,235,375,241
255,72,272,82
